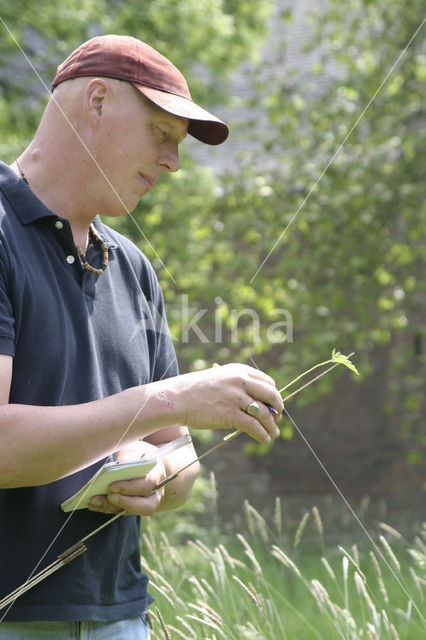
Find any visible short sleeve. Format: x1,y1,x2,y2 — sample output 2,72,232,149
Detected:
151,288,179,383
0,240,15,356
140,260,179,383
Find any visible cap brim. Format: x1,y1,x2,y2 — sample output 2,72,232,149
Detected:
132,84,229,146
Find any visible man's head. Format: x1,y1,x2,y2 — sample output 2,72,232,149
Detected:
21,35,228,219
43,75,191,215
52,34,229,146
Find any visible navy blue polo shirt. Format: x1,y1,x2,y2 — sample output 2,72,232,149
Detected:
0,162,179,621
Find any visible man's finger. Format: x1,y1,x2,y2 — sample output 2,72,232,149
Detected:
106,491,163,515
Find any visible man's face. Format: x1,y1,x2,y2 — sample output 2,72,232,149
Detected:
89,80,189,216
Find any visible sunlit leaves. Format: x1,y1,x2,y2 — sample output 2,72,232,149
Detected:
331,349,359,375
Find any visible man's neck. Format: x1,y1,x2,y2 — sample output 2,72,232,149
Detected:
12,152,95,249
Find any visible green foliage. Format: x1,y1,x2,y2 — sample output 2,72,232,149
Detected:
1,0,424,458
128,0,424,457
0,0,274,156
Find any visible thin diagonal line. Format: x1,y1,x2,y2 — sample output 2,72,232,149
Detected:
0,16,175,284
250,16,426,284
284,406,426,627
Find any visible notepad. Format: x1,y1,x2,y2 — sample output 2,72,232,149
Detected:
61,434,192,512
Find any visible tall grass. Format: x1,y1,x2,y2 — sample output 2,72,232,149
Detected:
142,477,425,639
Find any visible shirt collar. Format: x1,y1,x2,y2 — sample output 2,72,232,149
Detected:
0,162,116,249
0,161,54,225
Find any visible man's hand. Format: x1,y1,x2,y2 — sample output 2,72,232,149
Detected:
171,363,284,444
88,441,167,515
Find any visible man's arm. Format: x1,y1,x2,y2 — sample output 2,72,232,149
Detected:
0,354,282,489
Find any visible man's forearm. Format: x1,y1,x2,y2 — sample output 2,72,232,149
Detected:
0,381,181,488
0,362,284,488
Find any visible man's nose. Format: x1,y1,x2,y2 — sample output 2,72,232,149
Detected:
159,142,180,173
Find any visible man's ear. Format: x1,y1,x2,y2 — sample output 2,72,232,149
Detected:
84,78,110,130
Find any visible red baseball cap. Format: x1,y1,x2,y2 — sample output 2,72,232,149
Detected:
52,35,229,145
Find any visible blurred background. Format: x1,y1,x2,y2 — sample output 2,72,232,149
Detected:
1,0,425,537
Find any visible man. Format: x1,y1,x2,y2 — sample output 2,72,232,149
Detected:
0,35,283,638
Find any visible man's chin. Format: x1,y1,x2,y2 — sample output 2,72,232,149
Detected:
101,195,141,217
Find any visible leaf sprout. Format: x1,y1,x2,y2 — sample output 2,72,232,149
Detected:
279,349,359,397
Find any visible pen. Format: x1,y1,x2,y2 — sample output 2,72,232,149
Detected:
265,404,278,415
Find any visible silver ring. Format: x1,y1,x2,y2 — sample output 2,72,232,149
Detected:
246,401,260,416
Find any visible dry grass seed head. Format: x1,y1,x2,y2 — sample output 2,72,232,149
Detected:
188,575,209,600
160,530,172,553
185,614,226,638
354,571,365,595
293,512,310,549
218,543,245,570
148,567,182,603
351,544,360,568
266,597,274,622
155,607,171,640
142,527,156,553
248,580,267,618
312,506,323,538
210,560,221,590
175,615,198,639
408,566,424,599
159,530,186,571
187,538,213,560
407,547,426,572
367,622,379,640
246,503,269,543
353,572,378,624
359,495,370,517
244,499,255,535
321,556,336,581
201,577,222,605
237,533,262,579
233,575,258,605
343,555,349,586
379,535,401,573
395,599,413,622
339,546,367,583
381,608,390,631
166,624,195,640
209,472,218,506
369,551,389,603
142,527,161,559
169,545,185,571
235,620,266,639
274,496,282,535
310,579,333,612
142,531,164,571
413,534,426,559
148,581,179,609
212,547,227,589
188,602,223,626
271,545,301,577
379,522,403,540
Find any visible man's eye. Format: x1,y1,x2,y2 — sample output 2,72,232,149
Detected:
154,126,168,141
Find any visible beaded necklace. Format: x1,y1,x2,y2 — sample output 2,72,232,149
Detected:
15,159,109,276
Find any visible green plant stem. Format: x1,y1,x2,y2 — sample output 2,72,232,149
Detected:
278,359,335,395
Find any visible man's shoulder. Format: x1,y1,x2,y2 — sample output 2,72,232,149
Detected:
96,218,160,286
